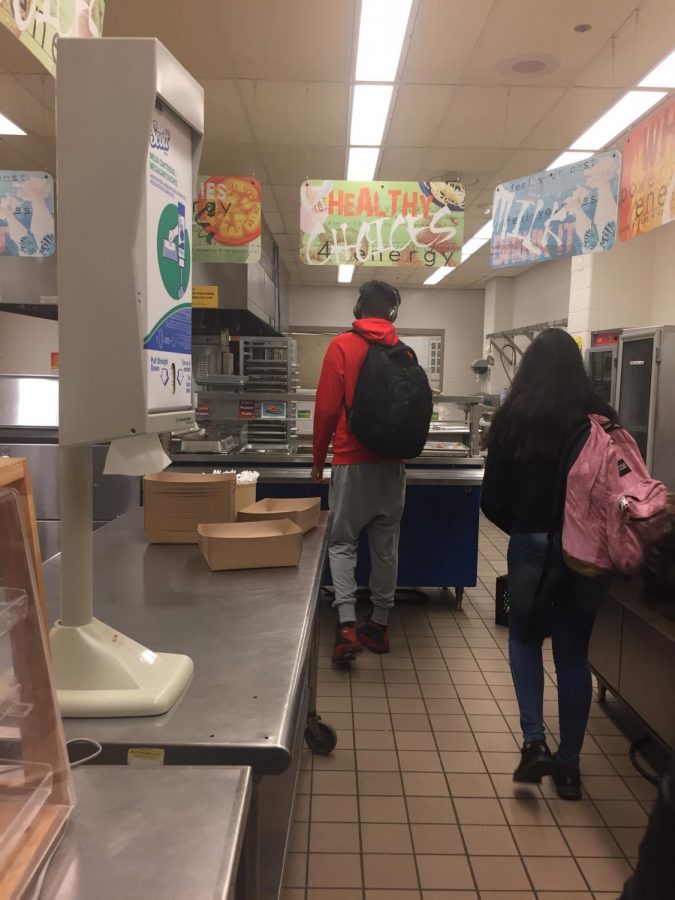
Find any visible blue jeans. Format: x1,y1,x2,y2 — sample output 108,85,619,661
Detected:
507,533,609,767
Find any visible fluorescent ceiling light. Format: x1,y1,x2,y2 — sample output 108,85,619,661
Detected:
338,265,354,283
347,146,379,180
355,0,413,82
350,84,393,146
547,150,593,170
0,113,26,136
424,266,454,286
570,90,666,150
639,49,675,88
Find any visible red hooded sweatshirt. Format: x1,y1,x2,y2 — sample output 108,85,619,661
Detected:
313,318,399,467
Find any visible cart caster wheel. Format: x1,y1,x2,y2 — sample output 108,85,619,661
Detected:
305,718,337,755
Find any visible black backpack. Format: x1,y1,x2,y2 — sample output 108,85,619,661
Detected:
348,333,433,459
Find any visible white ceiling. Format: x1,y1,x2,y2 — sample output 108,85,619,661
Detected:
1,0,674,289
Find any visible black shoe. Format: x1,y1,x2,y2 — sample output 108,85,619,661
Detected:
552,758,582,801
513,741,553,784
357,619,390,654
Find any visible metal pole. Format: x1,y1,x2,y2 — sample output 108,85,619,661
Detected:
59,443,93,627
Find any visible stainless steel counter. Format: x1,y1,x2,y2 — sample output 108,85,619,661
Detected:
39,766,251,900
43,508,330,774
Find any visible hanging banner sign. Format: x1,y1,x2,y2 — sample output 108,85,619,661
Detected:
299,179,465,267
193,176,262,263
619,96,675,242
0,1,105,75
491,150,620,269
0,171,55,256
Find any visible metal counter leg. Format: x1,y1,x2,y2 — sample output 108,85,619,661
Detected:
304,608,337,755
455,587,464,610
597,681,608,703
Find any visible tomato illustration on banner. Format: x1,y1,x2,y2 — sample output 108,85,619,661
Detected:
299,179,465,268
193,176,262,263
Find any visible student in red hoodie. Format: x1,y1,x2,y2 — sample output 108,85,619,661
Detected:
312,281,406,663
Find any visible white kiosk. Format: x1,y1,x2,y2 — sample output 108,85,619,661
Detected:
51,38,204,716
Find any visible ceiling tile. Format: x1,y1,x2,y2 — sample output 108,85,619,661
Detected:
387,85,455,147
520,87,618,150
433,86,565,148
488,148,559,188
240,81,348,145
378,147,427,180
0,74,54,136
260,145,345,185
103,0,236,79
402,0,494,84
274,186,303,213
202,80,253,142
198,143,269,181
422,147,513,178
460,0,639,87
213,0,356,81
263,211,286,233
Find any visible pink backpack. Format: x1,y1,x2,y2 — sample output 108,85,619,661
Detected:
562,414,668,576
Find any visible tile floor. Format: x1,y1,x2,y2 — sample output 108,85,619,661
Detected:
283,519,654,900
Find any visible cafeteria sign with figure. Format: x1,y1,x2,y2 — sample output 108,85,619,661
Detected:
300,179,464,267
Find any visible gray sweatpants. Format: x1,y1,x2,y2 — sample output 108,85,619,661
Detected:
329,463,406,625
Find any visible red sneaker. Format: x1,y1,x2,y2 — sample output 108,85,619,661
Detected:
357,620,390,654
332,623,362,664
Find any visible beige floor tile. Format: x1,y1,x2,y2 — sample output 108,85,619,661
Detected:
446,773,496,797
434,731,478,752
579,754,617,776
353,713,391,731
385,670,419,684
475,732,519,752
403,771,450,797
524,856,586,891
500,798,555,826
430,713,474,732
319,697,353,713
312,796,359,823
294,794,311,822
289,821,309,853
577,856,634,893
310,822,360,854
536,894,591,900
354,669,385,684
455,684,494,699
389,698,427,714
606,754,636,777
481,752,522,774
463,823,519,856
307,891,363,899
417,854,474,890
441,647,475,659
323,713,355,730
446,658,481,672
582,776,634,802
297,770,313,794
478,893,535,900
454,797,506,825
594,800,649,828
489,774,541,799
418,671,454,685
415,659,449,672
308,853,362,889
359,795,408,823
440,751,487,773
419,683,458,699
351,683,386,698
312,771,357,796
336,731,355,751
283,852,307,887
387,683,424,699
355,730,395,750
511,825,570,856
425,698,464,715
393,713,433,731
407,795,457,824
280,889,305,900
361,822,413,854
562,825,623,857
365,891,420,900
358,771,403,795
450,671,487,685
363,853,419,889
610,826,644,858
352,697,390,713
461,698,503,715
410,822,464,854
466,714,511,732
623,776,658,802
314,750,356,771
356,750,399,771
547,800,605,828
470,856,530,891
420,892,477,900
395,731,438,751
398,750,443,772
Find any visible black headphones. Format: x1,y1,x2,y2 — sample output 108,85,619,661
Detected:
353,280,401,322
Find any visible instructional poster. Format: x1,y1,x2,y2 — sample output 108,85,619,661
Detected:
141,99,193,413
193,176,262,263
299,179,465,268
0,171,55,256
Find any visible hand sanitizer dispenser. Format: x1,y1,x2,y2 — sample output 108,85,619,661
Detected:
51,37,204,716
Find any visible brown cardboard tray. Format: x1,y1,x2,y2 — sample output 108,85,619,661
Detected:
197,519,303,571
237,497,321,534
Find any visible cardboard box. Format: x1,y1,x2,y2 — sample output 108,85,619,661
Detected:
144,472,236,544
235,482,257,514
237,497,321,534
198,520,303,571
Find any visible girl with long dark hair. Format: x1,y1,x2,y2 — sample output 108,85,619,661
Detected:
481,328,618,800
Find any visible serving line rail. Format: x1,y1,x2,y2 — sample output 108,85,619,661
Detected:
43,509,332,900
38,766,251,900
